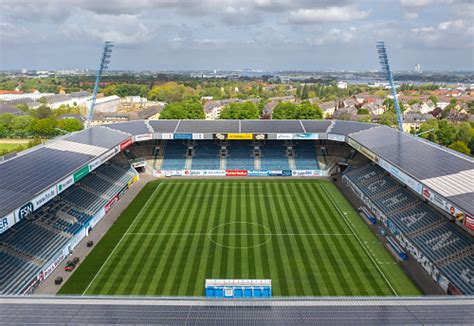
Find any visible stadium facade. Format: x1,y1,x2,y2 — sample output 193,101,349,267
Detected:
0,120,472,296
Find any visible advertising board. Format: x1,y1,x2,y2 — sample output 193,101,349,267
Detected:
88,158,101,172
276,134,293,140
161,133,173,139
226,170,248,177
0,212,15,234
134,133,153,142
291,170,324,177
378,158,423,194
104,194,119,213
192,133,204,140
73,165,90,182
248,170,269,177
293,133,318,140
228,133,253,140
327,134,346,142
119,138,133,151
16,186,57,221
56,175,74,194
464,214,474,231
174,133,193,140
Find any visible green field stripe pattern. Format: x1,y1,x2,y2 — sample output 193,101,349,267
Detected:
60,180,421,296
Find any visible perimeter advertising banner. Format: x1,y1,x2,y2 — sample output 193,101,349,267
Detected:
73,165,90,182
327,134,346,142
56,175,74,194
174,133,193,140
119,138,133,151
133,133,153,142
228,133,253,140
0,212,15,234
88,158,102,173
192,133,205,140
161,133,173,139
422,186,466,221
464,214,474,231
379,158,423,195
226,170,248,177
276,133,293,140
293,133,319,140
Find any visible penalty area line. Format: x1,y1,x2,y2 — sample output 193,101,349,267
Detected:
81,184,163,296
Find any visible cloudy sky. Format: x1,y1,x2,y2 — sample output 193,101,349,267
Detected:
0,0,473,71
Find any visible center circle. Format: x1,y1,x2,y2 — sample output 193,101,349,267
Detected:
208,222,272,249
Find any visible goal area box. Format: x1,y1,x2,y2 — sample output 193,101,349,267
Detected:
205,279,272,298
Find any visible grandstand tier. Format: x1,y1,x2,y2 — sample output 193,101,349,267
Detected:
0,119,472,296
343,165,474,295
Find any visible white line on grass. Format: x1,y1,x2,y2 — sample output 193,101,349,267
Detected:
319,184,399,297
81,184,163,296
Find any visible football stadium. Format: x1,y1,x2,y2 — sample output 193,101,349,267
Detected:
1,120,473,323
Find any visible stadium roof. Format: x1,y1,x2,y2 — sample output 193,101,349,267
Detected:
1,120,472,222
1,296,473,325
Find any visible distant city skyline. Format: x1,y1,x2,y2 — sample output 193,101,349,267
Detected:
1,0,473,71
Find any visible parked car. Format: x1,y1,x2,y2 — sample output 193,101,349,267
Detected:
65,265,75,272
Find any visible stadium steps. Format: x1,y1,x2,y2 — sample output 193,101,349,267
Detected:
436,245,474,267
220,151,226,170
31,220,62,236
0,243,44,266
407,219,447,238
185,151,193,170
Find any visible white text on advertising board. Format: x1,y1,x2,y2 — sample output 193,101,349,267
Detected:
0,212,15,234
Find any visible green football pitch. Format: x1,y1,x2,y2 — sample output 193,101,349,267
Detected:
59,179,421,296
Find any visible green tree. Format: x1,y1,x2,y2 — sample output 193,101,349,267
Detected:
449,141,470,155
0,113,16,137
159,100,204,119
417,119,439,142
220,102,260,119
428,95,438,106
272,101,323,120
11,116,35,137
30,118,57,136
272,102,298,119
379,111,397,127
455,122,472,145
436,120,457,146
383,98,405,113
57,119,84,132
36,105,53,119
301,84,309,100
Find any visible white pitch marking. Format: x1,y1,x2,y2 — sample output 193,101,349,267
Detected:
81,184,163,296
319,184,399,297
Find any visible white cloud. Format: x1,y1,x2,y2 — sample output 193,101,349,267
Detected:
400,0,473,19
410,19,474,48
306,26,358,45
0,23,31,42
287,6,370,24
61,11,154,45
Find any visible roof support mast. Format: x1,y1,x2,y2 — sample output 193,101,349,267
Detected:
85,41,114,129
376,41,404,132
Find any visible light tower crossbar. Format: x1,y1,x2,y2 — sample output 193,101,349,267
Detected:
376,41,404,132
85,41,114,129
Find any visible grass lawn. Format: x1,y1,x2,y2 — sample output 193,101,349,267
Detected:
59,179,421,296
0,140,29,155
